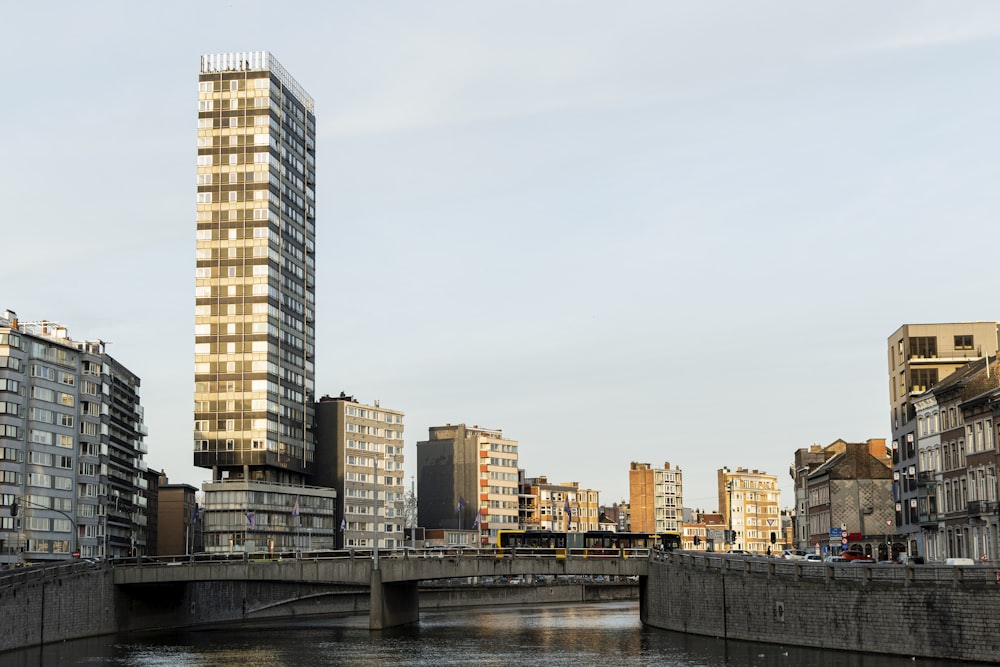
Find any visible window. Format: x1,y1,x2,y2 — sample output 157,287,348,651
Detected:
30,430,52,445
29,451,52,466
199,81,213,93
28,472,52,488
955,335,974,350
910,336,937,359
31,386,55,402
226,439,235,450
198,99,214,112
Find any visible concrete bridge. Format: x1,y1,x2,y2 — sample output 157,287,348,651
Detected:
113,548,649,630
8,549,1000,662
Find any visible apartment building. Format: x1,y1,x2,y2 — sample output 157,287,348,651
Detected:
194,52,333,553
313,393,405,550
887,323,1000,555
718,467,780,554
629,461,683,534
912,357,1000,561
417,424,518,546
0,311,149,563
800,439,893,559
156,475,201,556
520,476,599,532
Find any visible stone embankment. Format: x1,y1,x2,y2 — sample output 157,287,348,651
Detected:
642,550,1000,664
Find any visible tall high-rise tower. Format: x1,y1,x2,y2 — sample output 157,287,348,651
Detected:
195,52,331,553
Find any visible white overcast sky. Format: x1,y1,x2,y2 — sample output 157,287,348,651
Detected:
3,2,999,511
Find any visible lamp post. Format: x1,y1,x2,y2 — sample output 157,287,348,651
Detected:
372,450,379,570
726,481,734,549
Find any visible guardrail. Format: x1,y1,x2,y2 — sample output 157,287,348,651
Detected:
0,558,105,589
657,551,1000,584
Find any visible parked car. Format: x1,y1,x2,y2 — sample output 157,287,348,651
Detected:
726,549,752,555
782,549,808,560
803,553,823,563
841,549,871,562
897,555,925,565
945,558,975,566
849,557,876,564
824,555,848,563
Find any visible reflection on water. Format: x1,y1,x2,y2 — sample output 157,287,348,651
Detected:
3,601,978,667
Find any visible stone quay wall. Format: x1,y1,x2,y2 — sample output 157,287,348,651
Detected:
642,551,1000,664
0,561,117,654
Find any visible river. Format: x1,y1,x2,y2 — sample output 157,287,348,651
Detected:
3,601,970,666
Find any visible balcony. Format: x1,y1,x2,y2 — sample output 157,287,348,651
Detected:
918,513,938,527
967,500,998,517
917,471,937,485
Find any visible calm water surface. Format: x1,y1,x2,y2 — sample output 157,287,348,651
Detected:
5,601,970,667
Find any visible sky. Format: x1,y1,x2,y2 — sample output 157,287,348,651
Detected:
3,2,1000,513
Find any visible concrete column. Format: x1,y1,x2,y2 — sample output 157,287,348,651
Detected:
369,569,419,630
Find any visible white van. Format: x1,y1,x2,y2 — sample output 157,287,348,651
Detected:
945,557,975,566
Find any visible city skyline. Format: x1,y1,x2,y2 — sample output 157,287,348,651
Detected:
5,3,1000,507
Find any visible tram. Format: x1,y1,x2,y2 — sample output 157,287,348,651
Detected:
497,529,681,557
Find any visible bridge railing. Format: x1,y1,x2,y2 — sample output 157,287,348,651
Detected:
112,545,656,567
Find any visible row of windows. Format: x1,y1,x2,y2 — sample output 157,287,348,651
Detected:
27,451,72,468
27,472,73,490
199,78,271,93
344,406,403,424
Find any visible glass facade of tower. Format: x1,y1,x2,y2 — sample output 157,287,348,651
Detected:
194,52,316,484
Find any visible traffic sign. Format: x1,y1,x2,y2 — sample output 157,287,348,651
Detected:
841,536,848,546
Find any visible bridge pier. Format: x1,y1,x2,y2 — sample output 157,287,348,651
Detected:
369,569,419,630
